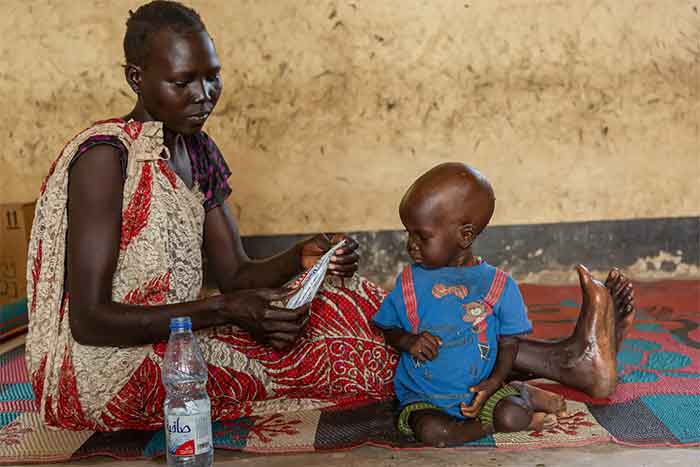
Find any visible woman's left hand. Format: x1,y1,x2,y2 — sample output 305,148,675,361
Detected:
300,233,360,277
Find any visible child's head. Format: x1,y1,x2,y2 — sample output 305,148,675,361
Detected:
399,163,495,269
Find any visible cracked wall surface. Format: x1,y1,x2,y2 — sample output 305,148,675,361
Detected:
1,0,699,235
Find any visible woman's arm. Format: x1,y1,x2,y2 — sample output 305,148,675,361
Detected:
203,207,361,293
66,146,306,348
202,205,304,291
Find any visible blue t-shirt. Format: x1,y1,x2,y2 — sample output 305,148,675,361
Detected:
372,262,532,419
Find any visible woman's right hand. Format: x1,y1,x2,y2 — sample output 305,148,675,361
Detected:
220,288,310,351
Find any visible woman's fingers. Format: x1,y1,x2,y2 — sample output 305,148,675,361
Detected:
267,335,298,351
329,244,359,276
333,235,358,256
267,332,298,344
262,320,302,333
330,251,359,265
328,263,359,277
262,303,309,333
263,307,306,321
259,287,297,302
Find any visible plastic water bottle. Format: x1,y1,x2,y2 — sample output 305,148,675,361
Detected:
162,317,213,467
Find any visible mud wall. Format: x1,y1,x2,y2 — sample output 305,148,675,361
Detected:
1,1,698,235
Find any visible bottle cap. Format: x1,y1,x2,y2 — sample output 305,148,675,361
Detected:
169,316,192,332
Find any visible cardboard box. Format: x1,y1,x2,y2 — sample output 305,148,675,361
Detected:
0,202,36,329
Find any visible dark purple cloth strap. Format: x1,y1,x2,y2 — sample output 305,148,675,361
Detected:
185,132,232,211
68,130,232,211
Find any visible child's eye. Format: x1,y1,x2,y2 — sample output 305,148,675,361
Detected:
174,80,192,88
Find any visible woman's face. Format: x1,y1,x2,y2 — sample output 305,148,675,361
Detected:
134,29,222,135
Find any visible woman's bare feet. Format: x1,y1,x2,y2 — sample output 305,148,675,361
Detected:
559,265,618,398
514,265,618,398
513,264,637,399
605,268,636,350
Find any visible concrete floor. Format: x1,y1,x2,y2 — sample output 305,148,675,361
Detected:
27,444,700,467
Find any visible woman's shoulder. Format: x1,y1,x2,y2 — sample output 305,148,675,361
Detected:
63,118,133,179
59,118,134,155
71,117,130,140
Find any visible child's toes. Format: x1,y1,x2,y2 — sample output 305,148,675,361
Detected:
528,412,558,431
542,413,558,429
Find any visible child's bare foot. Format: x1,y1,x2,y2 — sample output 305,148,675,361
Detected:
528,412,558,431
605,268,636,350
512,382,568,416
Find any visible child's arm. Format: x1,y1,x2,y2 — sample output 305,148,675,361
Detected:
382,328,443,363
460,335,519,418
486,335,519,384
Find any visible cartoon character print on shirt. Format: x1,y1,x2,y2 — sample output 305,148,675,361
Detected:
428,284,494,361
462,301,493,360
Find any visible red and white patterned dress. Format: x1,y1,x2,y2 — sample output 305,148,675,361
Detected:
26,119,397,432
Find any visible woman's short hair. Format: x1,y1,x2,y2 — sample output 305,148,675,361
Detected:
124,0,207,66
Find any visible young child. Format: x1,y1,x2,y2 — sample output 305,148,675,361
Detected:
373,162,566,447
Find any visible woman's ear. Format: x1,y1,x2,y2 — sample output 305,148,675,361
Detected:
458,223,475,249
124,64,143,95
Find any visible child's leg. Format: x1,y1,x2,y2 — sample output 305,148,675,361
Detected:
493,396,557,432
510,381,568,416
409,408,488,447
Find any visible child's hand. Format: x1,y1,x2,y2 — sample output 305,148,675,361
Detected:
406,331,442,362
460,378,502,418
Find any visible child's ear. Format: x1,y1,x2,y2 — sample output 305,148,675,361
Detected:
458,224,475,249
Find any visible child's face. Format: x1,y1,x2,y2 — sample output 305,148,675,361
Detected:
400,204,462,269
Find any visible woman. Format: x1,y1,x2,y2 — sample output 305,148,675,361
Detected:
27,1,635,432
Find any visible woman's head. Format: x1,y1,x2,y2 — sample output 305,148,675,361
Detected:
123,1,222,135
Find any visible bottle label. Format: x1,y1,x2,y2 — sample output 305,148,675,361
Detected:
165,399,212,457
